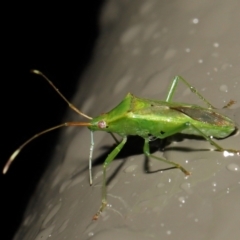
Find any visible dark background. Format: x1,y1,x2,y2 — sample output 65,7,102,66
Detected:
1,2,104,239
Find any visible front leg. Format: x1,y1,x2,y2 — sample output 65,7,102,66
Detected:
93,136,128,220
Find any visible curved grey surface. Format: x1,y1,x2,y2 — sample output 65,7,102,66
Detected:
14,1,240,239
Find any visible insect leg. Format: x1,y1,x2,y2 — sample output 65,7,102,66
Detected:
157,122,239,154
93,136,127,220
89,131,94,185
143,138,191,176
189,123,240,154
222,100,236,109
110,132,120,144
166,76,215,109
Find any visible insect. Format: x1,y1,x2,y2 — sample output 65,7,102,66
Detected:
3,70,239,220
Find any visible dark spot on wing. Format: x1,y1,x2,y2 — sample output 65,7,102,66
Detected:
171,106,231,126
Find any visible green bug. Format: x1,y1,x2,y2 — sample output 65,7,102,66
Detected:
3,70,239,220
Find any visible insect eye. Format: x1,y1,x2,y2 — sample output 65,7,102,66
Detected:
98,120,107,129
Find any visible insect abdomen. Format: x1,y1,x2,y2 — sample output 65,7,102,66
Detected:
172,106,236,138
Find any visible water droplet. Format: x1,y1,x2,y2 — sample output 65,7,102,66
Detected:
223,150,235,157
198,59,203,63
192,18,199,24
226,163,239,172
88,232,94,237
194,218,199,222
212,182,217,187
185,48,191,53
124,164,138,173
219,84,228,93
178,196,185,203
166,230,172,235
213,42,219,48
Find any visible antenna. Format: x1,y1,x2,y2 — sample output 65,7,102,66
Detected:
3,70,93,174
31,70,92,120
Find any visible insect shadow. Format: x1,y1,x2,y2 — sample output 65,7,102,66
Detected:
86,134,217,186
70,131,234,186
70,136,161,184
